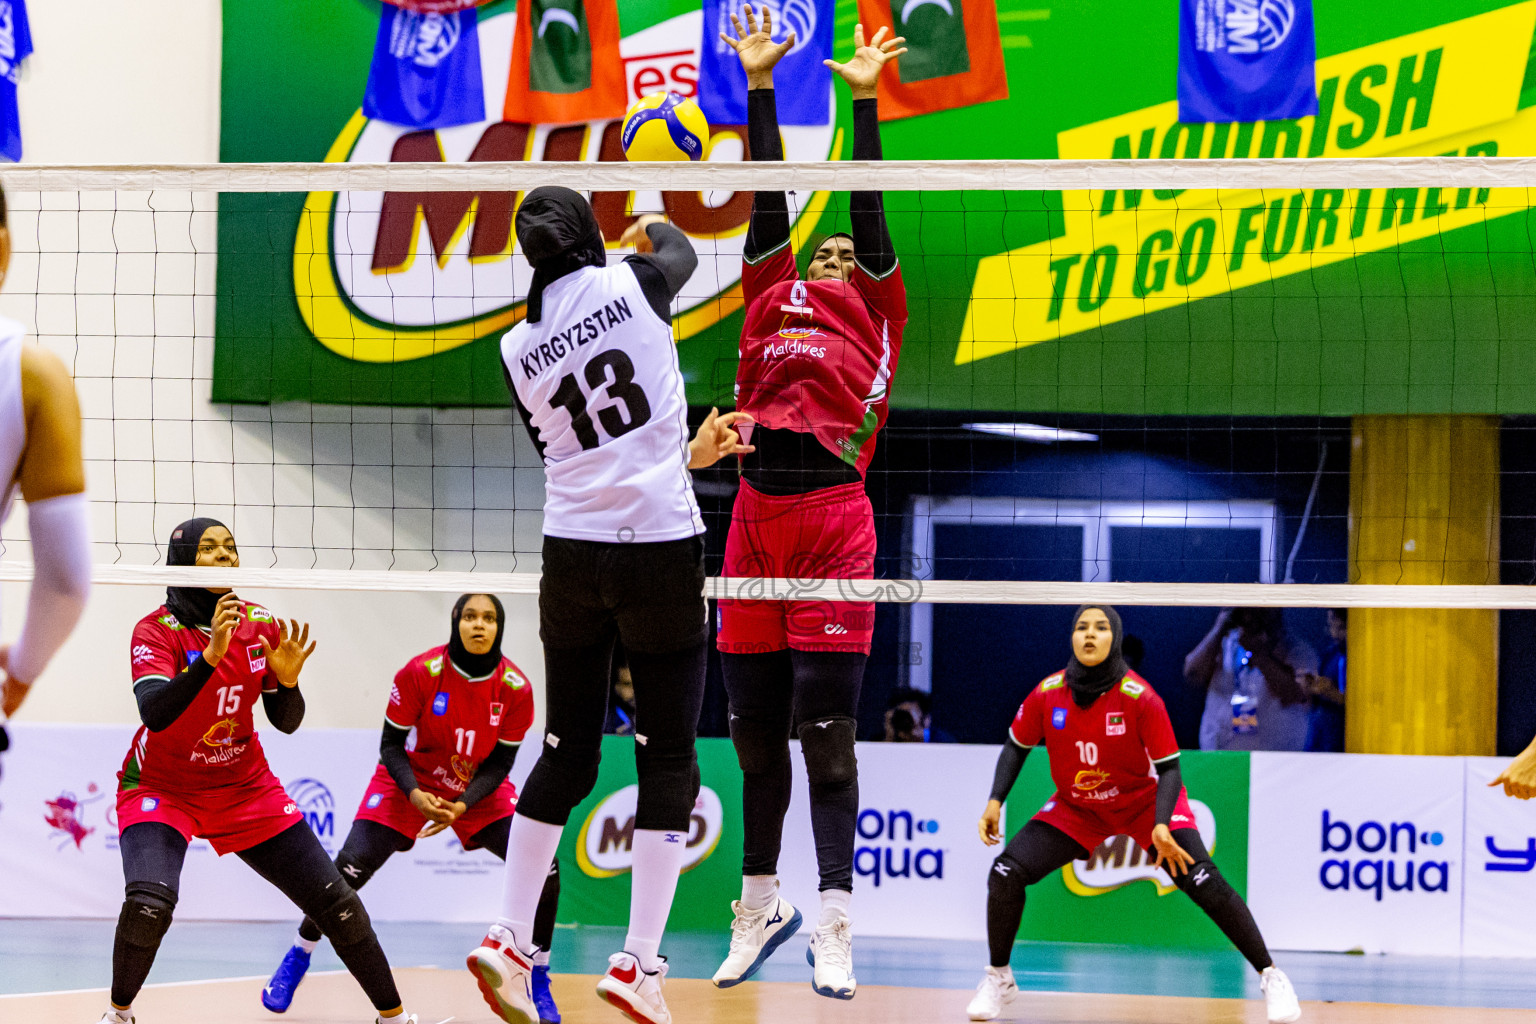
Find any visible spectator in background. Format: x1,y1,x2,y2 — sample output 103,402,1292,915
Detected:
1302,608,1347,752
883,687,931,742
1184,608,1316,752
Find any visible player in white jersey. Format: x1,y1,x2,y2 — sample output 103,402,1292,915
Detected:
468,187,750,1024
0,183,92,753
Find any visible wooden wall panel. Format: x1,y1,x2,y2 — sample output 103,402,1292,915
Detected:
1347,416,1499,755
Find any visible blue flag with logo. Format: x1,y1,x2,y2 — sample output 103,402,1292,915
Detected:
364,3,484,130
699,0,833,126
1178,0,1317,123
0,0,32,163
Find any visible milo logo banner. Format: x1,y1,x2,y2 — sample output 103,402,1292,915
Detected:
219,0,1536,415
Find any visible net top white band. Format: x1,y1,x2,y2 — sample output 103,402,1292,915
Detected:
4,157,1536,193
2,562,1529,608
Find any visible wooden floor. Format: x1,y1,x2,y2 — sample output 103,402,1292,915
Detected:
2,968,1529,1024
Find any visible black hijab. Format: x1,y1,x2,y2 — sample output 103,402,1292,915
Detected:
517,186,606,324
164,517,231,629
1064,604,1126,708
447,593,506,679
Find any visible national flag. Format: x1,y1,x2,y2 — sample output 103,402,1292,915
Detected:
504,0,625,125
699,0,834,127
383,0,482,11
855,0,1007,122
364,3,485,130
0,0,32,163
1178,0,1318,123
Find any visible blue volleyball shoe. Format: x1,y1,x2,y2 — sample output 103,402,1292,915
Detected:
531,964,561,1023
261,945,311,1013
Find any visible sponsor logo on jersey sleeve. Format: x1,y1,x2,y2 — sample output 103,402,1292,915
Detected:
502,667,527,689
247,643,268,673
1051,707,1068,729
132,644,155,666
185,651,201,666
428,656,444,677
388,682,403,705
1119,678,1145,698
366,792,384,809
158,614,184,631
1041,674,1065,691
1106,712,1126,736
432,692,450,716
247,607,275,623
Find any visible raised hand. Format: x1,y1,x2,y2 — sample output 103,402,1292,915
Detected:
620,214,668,253
260,618,317,688
720,3,795,89
204,593,243,666
825,23,907,101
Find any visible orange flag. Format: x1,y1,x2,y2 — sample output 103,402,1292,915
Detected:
504,0,626,124
855,0,1008,121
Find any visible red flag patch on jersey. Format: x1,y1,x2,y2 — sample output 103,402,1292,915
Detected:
490,702,505,726
1106,712,1126,736
247,644,267,673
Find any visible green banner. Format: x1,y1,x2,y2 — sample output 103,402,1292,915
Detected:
555,735,743,931
1003,750,1251,949
217,0,1536,415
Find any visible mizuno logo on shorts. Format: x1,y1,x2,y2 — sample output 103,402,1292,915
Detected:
824,624,849,635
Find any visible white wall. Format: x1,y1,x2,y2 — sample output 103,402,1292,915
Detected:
0,3,550,729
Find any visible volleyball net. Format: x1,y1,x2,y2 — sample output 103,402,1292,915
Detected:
0,158,1529,612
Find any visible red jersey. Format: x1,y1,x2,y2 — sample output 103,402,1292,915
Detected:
736,247,907,476
120,603,283,792
1008,670,1179,816
385,645,535,799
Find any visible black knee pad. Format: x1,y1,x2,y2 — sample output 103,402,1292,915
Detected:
334,849,380,890
118,881,177,949
634,744,699,832
312,884,374,948
988,854,1028,903
519,739,603,823
796,716,858,788
730,714,790,776
1174,858,1235,911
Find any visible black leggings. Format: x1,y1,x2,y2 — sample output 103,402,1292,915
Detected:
722,649,866,891
986,819,1273,971
296,817,562,950
114,821,400,1011
517,536,708,833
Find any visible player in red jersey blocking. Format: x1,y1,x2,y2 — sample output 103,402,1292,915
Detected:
102,519,420,1024
262,593,564,1021
967,606,1301,1024
711,6,908,1001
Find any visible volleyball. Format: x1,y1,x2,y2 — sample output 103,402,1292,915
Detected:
621,91,710,162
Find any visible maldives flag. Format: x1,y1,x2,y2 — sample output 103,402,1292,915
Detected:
504,0,625,124
855,0,1007,121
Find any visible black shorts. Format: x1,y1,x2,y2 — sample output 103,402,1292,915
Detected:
539,534,707,654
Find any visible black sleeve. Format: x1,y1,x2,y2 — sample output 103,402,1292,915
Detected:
1154,755,1183,827
261,686,305,734
989,740,1030,803
624,222,699,321
134,655,217,732
503,361,548,463
460,741,519,809
380,721,420,796
849,98,896,278
743,88,791,262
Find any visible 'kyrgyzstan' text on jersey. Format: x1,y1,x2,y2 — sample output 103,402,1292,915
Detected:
502,264,702,543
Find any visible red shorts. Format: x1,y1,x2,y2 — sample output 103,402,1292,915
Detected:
116,765,303,856
353,764,516,848
717,479,877,654
1032,787,1198,853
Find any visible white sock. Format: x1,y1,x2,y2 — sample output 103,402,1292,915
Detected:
626,828,687,972
295,930,320,954
741,874,778,911
496,816,565,954
988,964,1015,982
533,947,550,968
107,1008,132,1024
819,888,851,927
